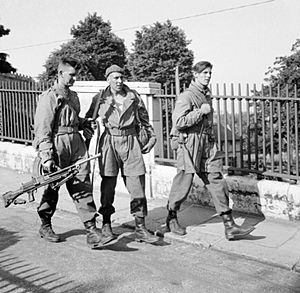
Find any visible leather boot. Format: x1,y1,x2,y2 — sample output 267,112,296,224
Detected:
222,212,255,240
135,216,159,243
166,210,186,236
84,220,103,249
39,224,61,242
102,223,116,242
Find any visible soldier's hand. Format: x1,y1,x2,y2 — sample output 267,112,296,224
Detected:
142,137,157,154
199,103,211,115
83,127,94,140
90,120,97,131
42,159,57,173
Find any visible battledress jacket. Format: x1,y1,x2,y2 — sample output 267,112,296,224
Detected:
85,84,156,176
33,83,88,170
171,81,224,174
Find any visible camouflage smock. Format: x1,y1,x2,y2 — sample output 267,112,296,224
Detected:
33,83,89,174
85,85,156,177
171,80,224,174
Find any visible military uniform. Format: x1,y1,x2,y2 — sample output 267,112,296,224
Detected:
85,84,156,218
33,83,98,224
167,62,254,240
168,80,230,214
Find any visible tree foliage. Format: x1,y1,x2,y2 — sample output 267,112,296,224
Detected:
39,13,127,83
264,39,300,96
127,20,194,87
0,25,16,74
248,39,300,168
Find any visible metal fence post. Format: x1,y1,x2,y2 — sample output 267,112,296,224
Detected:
175,65,180,97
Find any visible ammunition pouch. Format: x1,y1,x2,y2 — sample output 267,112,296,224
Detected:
170,132,187,151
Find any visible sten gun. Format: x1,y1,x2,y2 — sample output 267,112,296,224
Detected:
2,153,101,208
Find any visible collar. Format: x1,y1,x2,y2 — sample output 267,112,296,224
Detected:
105,84,136,105
52,82,70,99
190,80,209,95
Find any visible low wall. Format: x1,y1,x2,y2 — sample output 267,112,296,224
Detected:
1,141,300,222
151,163,300,221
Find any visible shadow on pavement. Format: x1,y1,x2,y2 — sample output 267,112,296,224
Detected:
97,235,139,252
122,203,267,242
105,225,171,250
59,228,86,242
0,228,22,251
0,251,83,293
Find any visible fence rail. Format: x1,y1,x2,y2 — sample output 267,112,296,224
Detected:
0,80,48,144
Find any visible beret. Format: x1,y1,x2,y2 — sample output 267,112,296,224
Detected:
105,64,124,78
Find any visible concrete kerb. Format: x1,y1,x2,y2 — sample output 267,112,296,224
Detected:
160,204,300,273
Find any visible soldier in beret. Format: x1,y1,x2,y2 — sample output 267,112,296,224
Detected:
85,64,158,243
166,61,255,240
33,57,112,249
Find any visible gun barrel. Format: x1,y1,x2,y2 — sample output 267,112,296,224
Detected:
1,153,102,208
77,153,101,165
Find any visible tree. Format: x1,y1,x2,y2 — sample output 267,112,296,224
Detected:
127,20,194,87
247,39,300,171
0,25,16,73
39,13,127,82
264,39,300,96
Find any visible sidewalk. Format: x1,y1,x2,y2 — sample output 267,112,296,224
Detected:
1,167,300,273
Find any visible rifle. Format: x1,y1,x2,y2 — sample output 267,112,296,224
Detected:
2,153,101,208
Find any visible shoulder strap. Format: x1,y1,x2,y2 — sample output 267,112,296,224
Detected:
135,105,142,126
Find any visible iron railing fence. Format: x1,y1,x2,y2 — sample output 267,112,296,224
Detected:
155,83,300,181
1,79,299,181
0,80,49,144
0,77,91,144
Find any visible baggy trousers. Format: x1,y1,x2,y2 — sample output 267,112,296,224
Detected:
98,175,148,218
37,174,98,224
37,132,98,224
167,170,231,215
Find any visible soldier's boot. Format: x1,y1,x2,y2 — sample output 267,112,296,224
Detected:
222,212,255,241
135,216,159,243
102,215,116,242
84,219,114,249
166,210,186,236
102,223,116,242
39,223,61,243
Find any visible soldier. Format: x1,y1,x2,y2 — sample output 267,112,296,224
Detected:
85,64,158,243
166,61,255,240
33,58,111,249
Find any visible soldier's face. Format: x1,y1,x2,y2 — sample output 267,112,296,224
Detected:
108,72,124,93
59,66,77,87
194,67,212,87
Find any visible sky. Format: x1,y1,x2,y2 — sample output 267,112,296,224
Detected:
0,0,299,87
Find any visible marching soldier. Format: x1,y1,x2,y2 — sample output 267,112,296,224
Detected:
33,58,111,248
85,64,158,243
166,61,255,240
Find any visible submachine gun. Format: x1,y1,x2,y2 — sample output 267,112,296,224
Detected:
2,153,101,208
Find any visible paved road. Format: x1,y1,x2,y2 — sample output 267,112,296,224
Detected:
0,204,299,293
